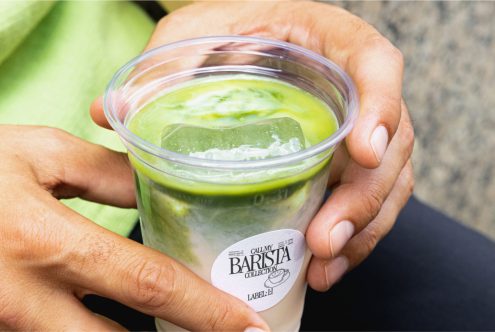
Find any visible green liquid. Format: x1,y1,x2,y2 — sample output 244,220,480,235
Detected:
129,75,337,149
127,75,338,265
128,75,338,196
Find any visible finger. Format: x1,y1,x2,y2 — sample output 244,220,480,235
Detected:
95,7,274,131
90,96,112,130
307,160,414,291
94,314,128,331
344,42,404,168
0,274,126,331
89,1,283,130
341,160,414,269
37,298,128,332
51,203,268,331
282,2,403,168
22,127,135,208
306,103,414,259
90,1,231,130
143,2,272,52
32,303,127,331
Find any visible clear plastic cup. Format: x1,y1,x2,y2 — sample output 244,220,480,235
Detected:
104,36,358,331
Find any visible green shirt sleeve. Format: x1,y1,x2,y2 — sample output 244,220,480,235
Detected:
0,1,155,236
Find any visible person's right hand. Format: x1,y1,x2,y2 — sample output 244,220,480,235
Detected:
91,0,414,294
0,125,268,331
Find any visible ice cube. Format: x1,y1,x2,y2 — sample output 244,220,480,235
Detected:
161,117,305,161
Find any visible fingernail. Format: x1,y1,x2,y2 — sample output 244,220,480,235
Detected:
371,125,389,162
244,327,267,332
329,220,354,257
324,256,349,289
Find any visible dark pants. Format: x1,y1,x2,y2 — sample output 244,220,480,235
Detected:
83,196,495,331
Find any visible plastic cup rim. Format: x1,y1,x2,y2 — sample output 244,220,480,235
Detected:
104,35,359,170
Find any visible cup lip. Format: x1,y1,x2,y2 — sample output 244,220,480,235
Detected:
104,35,359,170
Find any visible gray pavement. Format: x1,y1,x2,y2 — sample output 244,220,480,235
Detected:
334,1,495,239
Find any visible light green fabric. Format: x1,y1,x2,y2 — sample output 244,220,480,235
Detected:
0,1,155,236
0,1,55,64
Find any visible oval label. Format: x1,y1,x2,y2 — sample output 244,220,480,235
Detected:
211,229,305,312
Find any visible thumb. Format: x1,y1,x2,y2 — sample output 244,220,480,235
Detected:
90,96,113,130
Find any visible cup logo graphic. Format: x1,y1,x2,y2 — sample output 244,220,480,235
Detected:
264,268,290,288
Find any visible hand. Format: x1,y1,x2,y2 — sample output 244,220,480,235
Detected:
0,126,268,331
91,1,414,292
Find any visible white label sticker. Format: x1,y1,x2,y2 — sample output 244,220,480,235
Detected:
211,229,305,312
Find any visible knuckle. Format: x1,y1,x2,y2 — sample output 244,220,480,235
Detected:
360,181,385,221
0,311,21,330
156,16,172,31
361,225,381,254
363,92,401,125
67,233,117,278
353,19,372,36
79,233,116,265
35,127,76,158
377,94,402,117
363,34,404,69
205,301,234,330
157,10,188,32
0,312,24,330
399,121,415,157
37,126,70,143
37,126,65,137
3,199,66,265
371,35,403,66
363,34,389,51
4,127,77,189
127,260,177,310
0,293,25,330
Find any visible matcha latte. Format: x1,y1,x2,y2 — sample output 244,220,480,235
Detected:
127,75,337,331
104,36,358,332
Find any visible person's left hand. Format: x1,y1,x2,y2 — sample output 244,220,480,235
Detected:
91,1,414,292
